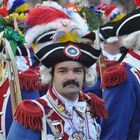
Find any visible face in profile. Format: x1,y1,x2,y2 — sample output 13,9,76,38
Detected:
52,61,84,101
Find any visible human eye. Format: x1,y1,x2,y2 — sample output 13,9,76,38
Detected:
74,68,83,73
58,69,67,74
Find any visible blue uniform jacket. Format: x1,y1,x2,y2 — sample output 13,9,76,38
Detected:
100,64,140,140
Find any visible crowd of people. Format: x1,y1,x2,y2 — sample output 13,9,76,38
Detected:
0,0,140,140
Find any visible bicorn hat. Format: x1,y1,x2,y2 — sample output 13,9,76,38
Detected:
99,21,115,41
99,21,119,43
112,8,140,36
25,2,101,68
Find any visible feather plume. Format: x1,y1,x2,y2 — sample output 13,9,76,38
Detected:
67,10,89,36
15,3,28,13
26,7,70,29
36,1,62,10
53,29,80,43
8,0,26,11
0,6,8,16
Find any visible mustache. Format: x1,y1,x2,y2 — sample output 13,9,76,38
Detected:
63,80,79,88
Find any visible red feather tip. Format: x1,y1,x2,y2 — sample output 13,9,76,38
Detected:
3,0,8,5
26,7,70,29
0,6,8,17
134,0,140,6
104,5,116,16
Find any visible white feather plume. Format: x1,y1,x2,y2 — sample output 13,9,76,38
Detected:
36,1,62,10
67,10,89,36
7,0,15,10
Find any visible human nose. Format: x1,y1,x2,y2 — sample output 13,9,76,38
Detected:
66,71,76,80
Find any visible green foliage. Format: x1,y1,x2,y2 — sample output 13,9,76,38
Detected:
79,6,103,31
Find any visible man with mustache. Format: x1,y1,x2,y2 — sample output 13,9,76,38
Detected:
7,2,108,140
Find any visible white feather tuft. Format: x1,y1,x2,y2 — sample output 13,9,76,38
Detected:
7,0,15,10
25,19,70,48
67,10,89,36
36,1,62,10
25,18,82,48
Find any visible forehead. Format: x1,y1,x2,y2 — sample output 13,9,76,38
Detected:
54,61,84,69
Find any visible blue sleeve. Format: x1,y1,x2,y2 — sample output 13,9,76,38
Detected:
84,78,102,97
7,120,41,140
126,65,140,139
100,81,136,140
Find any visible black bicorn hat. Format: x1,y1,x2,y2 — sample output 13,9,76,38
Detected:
99,21,115,41
25,3,101,68
35,41,101,68
112,8,140,36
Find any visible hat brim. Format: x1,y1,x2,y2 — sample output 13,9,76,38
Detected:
112,8,140,36
35,41,101,68
99,22,116,41
0,45,29,56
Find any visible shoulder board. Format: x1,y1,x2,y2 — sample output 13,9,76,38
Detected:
14,99,45,131
101,63,128,88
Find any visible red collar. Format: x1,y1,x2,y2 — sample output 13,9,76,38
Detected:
128,50,140,60
48,86,85,109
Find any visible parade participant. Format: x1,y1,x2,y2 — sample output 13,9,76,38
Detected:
0,0,43,138
105,1,140,69
84,22,123,97
84,2,140,139
99,2,140,139
100,41,140,140
7,2,108,140
98,1,140,66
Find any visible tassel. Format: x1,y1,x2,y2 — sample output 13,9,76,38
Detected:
96,59,117,78
14,100,43,131
18,68,41,91
84,93,109,120
101,63,128,88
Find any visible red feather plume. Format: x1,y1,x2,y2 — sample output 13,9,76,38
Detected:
0,6,8,17
26,7,70,28
134,0,140,6
104,5,116,17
